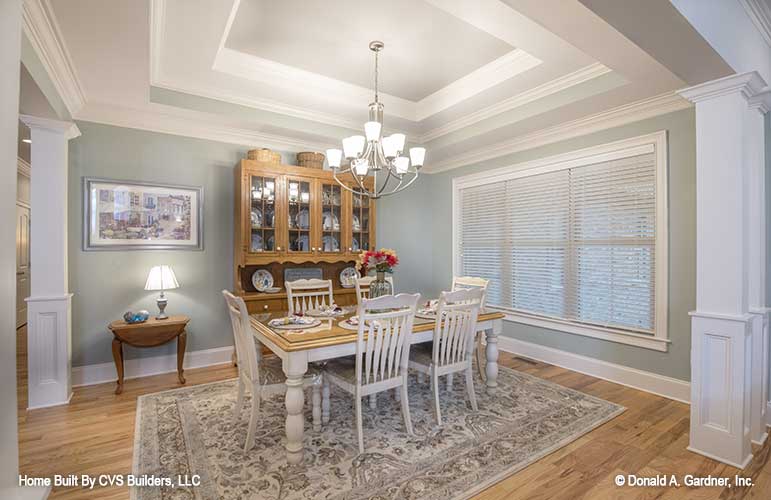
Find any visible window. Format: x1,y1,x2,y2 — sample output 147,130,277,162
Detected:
453,132,668,351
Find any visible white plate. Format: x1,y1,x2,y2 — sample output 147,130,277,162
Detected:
340,266,359,288
251,233,263,252
352,214,360,231
322,211,340,231
251,208,262,227
294,234,309,251
264,287,281,294
296,209,310,229
251,269,274,291
352,237,360,252
268,317,321,330
322,234,340,252
306,307,344,317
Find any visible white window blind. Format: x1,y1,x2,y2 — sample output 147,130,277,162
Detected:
458,149,659,336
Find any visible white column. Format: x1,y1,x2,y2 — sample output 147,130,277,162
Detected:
19,114,80,410
679,72,767,469
747,90,770,445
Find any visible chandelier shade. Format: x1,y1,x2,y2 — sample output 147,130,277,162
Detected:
327,41,425,199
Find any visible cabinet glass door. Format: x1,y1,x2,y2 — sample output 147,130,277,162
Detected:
320,182,342,254
351,192,371,253
286,177,313,253
248,175,277,253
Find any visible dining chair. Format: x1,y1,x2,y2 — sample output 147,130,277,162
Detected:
408,288,484,426
451,276,490,382
222,290,322,452
354,275,395,303
285,278,334,315
322,293,420,454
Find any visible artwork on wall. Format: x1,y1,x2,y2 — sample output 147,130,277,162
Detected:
83,177,203,251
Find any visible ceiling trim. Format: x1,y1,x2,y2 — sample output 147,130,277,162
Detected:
422,92,692,173
740,0,771,48
22,0,86,116
419,62,612,143
18,158,31,178
76,101,337,153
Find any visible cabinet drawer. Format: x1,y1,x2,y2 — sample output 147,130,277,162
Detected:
245,296,287,314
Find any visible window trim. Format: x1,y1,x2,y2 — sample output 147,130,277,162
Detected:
452,131,669,352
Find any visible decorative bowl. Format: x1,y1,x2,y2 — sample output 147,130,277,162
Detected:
123,310,150,324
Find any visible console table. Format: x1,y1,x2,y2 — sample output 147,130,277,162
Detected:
108,315,190,394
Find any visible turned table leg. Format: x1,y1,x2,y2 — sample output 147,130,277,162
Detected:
112,339,124,395
485,321,501,394
177,331,187,384
283,353,308,465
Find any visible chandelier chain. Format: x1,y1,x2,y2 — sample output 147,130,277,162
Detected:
374,49,379,103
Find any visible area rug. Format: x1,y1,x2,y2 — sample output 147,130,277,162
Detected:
132,366,624,500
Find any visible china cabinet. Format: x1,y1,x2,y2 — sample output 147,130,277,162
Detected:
234,154,376,313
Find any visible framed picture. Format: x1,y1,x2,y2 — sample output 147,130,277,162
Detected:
83,177,203,251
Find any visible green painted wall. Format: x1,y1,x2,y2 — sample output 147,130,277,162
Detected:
378,108,696,381
68,121,291,366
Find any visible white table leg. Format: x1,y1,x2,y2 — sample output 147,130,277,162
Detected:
283,353,308,465
321,376,330,425
485,321,501,393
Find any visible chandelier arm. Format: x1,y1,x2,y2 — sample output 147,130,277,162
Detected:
386,172,419,196
376,166,398,197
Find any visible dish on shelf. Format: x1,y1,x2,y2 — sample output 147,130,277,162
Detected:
322,235,340,252
250,208,262,228
352,237,360,252
264,287,281,294
322,211,340,231
251,269,274,291
352,214,360,231
263,208,274,227
296,209,310,229
340,266,359,288
292,234,309,252
266,234,275,251
250,233,263,252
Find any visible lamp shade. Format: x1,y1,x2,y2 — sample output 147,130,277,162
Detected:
144,265,179,291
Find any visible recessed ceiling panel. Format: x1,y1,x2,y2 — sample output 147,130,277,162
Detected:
226,0,515,101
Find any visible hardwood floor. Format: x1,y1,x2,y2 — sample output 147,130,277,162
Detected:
16,325,771,499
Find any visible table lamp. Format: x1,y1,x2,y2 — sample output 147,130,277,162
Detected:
144,265,179,319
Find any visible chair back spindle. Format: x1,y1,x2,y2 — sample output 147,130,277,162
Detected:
433,288,483,368
285,278,334,315
222,290,261,383
355,293,420,386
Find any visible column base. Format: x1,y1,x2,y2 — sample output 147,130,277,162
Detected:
689,311,753,469
749,307,770,445
26,294,73,410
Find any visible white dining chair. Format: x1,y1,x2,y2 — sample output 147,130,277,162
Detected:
285,278,334,314
322,293,420,454
222,290,322,451
354,275,395,303
451,276,490,382
408,288,484,426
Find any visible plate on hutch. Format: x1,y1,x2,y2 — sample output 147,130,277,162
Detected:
251,269,274,292
340,267,359,288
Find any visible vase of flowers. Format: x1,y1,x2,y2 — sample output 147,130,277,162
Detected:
357,248,398,299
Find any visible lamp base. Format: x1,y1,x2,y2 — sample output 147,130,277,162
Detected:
156,295,169,320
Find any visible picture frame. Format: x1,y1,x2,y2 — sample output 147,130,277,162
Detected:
83,177,204,251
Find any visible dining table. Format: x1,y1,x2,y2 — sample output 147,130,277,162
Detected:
249,305,505,464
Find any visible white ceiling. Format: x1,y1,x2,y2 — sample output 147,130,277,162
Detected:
34,0,731,171
227,0,515,102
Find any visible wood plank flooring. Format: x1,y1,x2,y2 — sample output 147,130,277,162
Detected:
16,326,771,499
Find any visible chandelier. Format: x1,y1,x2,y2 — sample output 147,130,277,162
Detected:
327,41,425,199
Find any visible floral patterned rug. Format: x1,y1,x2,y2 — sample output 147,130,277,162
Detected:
132,366,624,500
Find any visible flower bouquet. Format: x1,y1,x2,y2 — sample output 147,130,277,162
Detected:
357,248,399,299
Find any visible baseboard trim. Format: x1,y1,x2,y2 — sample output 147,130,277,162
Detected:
72,345,234,387
496,337,691,404
686,446,753,470
27,391,73,411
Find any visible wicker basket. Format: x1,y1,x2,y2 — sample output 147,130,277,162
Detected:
247,148,281,163
296,152,325,169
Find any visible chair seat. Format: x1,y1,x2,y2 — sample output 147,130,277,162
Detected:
256,355,320,386
409,343,434,366
323,356,357,384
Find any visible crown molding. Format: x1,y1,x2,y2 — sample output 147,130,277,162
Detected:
740,0,771,48
749,90,771,114
21,0,86,116
678,71,767,103
419,63,612,143
149,0,167,83
19,114,81,139
422,92,691,173
75,101,337,153
17,158,31,177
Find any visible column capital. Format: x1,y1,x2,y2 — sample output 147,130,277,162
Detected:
678,71,767,104
748,90,771,114
19,114,80,140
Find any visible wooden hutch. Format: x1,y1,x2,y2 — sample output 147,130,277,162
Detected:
234,151,376,313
